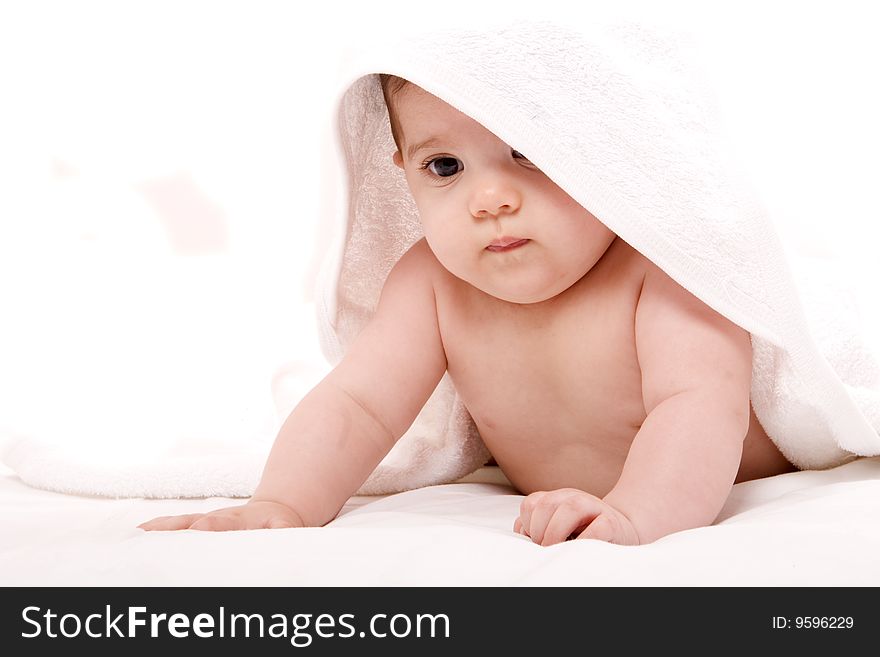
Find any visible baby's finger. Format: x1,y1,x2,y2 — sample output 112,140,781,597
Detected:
264,516,299,530
521,489,584,544
541,501,600,547
512,517,524,535
188,514,247,532
517,491,546,539
524,501,562,546
577,513,618,544
137,514,206,531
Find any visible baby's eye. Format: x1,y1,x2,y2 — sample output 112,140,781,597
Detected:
422,156,463,178
511,149,530,162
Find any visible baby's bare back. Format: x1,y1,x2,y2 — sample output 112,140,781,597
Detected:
430,237,795,496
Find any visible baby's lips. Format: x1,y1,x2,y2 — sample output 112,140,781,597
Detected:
486,237,530,252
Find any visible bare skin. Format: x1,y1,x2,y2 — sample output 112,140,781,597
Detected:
433,236,794,500
140,80,796,545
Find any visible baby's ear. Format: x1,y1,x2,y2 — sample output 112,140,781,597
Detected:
392,151,404,169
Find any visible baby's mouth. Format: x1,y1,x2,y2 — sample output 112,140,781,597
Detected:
486,237,530,253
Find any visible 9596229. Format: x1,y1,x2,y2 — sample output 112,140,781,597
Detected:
772,616,854,630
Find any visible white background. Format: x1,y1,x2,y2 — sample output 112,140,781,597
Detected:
1,0,878,461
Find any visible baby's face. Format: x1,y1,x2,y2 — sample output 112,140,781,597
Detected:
391,83,615,304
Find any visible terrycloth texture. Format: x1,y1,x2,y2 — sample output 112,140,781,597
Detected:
316,18,880,494
1,436,267,499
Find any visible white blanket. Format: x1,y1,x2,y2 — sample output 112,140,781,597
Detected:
2,459,879,585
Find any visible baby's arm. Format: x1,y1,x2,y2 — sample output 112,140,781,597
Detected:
139,239,447,531
602,262,752,543
515,262,751,546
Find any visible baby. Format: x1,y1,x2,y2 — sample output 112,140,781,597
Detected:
140,75,797,545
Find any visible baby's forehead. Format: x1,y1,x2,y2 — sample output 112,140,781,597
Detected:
394,88,470,127
392,83,447,111
386,80,508,154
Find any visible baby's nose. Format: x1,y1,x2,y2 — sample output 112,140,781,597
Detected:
468,178,522,218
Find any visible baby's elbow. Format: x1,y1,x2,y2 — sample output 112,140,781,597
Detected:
686,383,751,441
716,341,753,438
730,395,751,440
713,388,752,441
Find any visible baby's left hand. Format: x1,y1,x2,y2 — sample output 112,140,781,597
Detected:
514,488,641,546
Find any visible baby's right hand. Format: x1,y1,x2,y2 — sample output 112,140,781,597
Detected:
137,500,305,532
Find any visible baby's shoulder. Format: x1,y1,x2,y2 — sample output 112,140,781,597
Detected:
402,236,436,263
594,236,653,295
398,236,458,287
387,237,433,271
381,237,445,300
604,238,682,293
372,237,444,331
393,237,445,282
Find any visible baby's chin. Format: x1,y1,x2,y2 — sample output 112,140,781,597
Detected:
487,291,558,305
465,271,578,305
434,247,588,304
